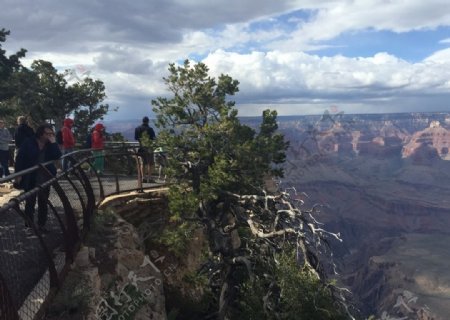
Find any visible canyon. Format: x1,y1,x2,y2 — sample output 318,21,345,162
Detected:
275,112,450,319
104,112,450,318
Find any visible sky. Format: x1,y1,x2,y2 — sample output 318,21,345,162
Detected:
1,0,450,121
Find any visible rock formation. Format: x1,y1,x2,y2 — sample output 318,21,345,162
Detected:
273,113,450,319
403,121,450,161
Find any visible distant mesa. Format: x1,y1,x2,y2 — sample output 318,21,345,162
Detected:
402,120,450,162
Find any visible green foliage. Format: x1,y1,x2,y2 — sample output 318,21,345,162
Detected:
183,270,209,287
0,29,110,129
157,221,194,257
154,182,199,256
152,60,288,215
151,60,289,272
151,60,306,318
24,60,70,125
108,132,126,142
151,60,346,319
167,183,200,222
4,60,111,130
237,251,349,320
0,29,27,104
72,77,113,140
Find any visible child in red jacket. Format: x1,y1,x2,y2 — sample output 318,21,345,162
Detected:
91,123,105,175
61,118,76,170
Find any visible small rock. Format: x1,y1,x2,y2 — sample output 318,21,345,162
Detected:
74,246,91,267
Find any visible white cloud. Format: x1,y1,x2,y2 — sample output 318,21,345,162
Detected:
268,0,450,51
424,47,450,64
203,50,450,103
2,0,450,120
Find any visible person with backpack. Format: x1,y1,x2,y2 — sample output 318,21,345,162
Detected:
60,118,76,171
134,116,156,183
91,123,105,175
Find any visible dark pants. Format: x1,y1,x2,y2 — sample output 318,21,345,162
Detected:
0,149,10,177
25,186,50,227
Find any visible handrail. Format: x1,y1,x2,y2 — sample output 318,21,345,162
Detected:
0,144,159,320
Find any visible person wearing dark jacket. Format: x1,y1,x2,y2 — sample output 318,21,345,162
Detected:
15,124,62,233
14,116,34,160
134,116,156,183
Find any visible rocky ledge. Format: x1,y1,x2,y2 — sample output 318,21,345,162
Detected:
46,205,167,320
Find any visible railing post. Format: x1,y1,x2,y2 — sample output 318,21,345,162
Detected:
75,161,96,233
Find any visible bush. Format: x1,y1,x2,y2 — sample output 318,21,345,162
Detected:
237,250,350,319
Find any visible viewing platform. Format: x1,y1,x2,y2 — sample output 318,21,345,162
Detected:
0,145,166,320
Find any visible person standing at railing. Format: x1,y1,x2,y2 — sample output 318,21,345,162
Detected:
0,118,13,177
14,116,35,160
14,124,62,233
61,118,76,171
134,116,156,183
92,123,105,175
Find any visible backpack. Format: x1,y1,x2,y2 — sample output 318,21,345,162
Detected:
56,130,63,145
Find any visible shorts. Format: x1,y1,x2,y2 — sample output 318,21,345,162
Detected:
138,147,154,165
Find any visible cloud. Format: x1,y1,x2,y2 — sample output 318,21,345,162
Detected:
424,47,450,64
2,0,450,120
203,49,450,112
204,50,447,93
268,1,450,51
93,47,155,75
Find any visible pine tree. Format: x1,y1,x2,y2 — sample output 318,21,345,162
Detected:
151,60,351,319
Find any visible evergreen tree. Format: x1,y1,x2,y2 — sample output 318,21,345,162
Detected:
152,61,352,319
3,58,110,135
153,60,287,206
0,29,26,118
71,77,111,141
0,28,110,130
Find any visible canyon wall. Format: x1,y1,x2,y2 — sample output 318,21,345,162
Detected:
275,112,450,319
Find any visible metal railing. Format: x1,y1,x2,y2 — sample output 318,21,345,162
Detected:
0,143,158,320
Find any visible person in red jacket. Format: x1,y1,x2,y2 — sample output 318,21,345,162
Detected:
91,123,105,175
61,118,76,171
